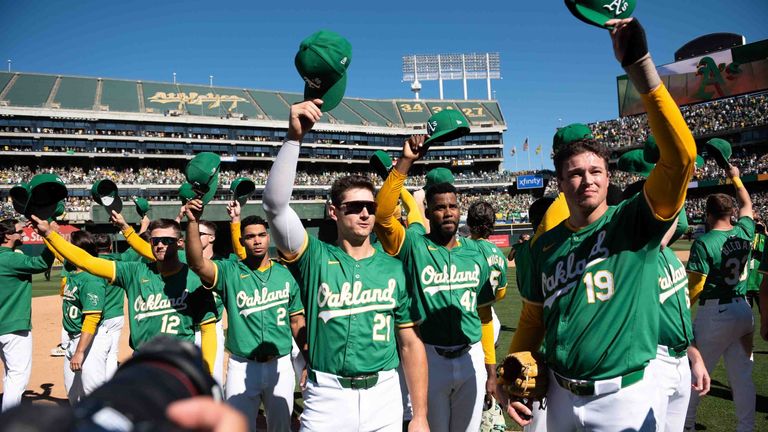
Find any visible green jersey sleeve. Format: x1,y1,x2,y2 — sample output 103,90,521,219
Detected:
79,275,107,314
687,240,710,275
288,276,304,315
6,248,54,274
113,261,142,291
735,216,756,240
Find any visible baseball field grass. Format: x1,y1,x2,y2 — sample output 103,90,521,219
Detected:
33,264,766,431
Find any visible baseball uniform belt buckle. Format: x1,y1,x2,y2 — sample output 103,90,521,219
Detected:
435,344,471,359
554,374,594,396
340,373,379,390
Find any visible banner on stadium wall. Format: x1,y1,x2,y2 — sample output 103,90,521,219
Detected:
617,39,768,117
488,234,510,248
22,226,79,245
517,175,544,190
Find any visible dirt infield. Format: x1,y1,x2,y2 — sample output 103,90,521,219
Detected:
0,296,133,406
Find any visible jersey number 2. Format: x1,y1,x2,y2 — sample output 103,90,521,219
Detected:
373,314,392,342
161,315,181,334
584,270,615,304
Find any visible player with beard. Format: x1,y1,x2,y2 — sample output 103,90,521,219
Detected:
0,219,54,411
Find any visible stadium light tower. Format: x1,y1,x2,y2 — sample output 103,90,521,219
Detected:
209,75,214,87
173,72,176,84
402,52,501,100
7,59,10,73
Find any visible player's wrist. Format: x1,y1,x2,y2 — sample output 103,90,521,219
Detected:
731,176,744,189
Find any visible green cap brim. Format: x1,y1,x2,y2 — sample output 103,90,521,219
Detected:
29,180,68,220
695,155,705,169
305,72,347,112
201,173,219,205
179,183,196,205
370,150,393,179
91,180,122,214
424,125,471,145
230,178,255,206
704,140,731,170
565,0,604,27
133,198,150,218
10,185,29,216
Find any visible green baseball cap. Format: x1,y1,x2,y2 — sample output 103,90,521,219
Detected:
230,178,256,206
133,197,150,218
185,152,221,197
370,150,393,180
424,110,470,145
643,135,659,163
695,155,705,169
53,201,66,219
9,184,30,216
27,173,68,220
617,149,654,177
295,30,352,112
178,183,196,205
566,0,636,29
553,123,593,154
91,179,123,214
424,167,455,191
704,138,732,170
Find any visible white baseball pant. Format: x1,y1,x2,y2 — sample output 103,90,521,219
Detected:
546,367,658,431
523,401,548,432
61,326,112,404
425,341,486,432
0,330,32,412
685,297,755,432
226,353,295,432
194,320,225,386
648,345,691,432
102,316,123,379
291,337,306,385
300,368,402,432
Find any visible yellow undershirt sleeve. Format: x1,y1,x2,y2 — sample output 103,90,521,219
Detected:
122,226,155,261
230,222,246,260
46,232,116,282
200,321,216,375
43,238,66,264
400,188,425,227
508,302,546,354
373,169,407,256
642,84,697,221
478,306,496,364
687,272,706,304
531,193,568,245
81,312,102,334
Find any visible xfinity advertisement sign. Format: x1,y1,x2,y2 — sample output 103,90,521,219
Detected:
517,175,544,190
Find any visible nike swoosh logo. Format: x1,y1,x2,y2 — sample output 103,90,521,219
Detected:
328,261,339,265
718,308,727,313
240,274,250,279
141,279,150,283
542,244,555,252
427,246,438,251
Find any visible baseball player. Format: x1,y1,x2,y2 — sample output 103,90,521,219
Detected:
185,203,306,432
262,99,428,432
746,222,765,311
32,217,219,371
684,164,756,432
58,231,116,403
375,139,500,431
91,233,126,378
504,18,697,430
0,219,54,411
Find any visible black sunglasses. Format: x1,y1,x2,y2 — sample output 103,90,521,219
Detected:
339,200,377,215
150,237,177,246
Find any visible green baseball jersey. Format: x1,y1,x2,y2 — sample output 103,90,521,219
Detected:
687,217,755,299
477,239,509,298
397,223,496,346
96,253,126,321
657,247,693,354
512,241,533,298
287,235,420,376
113,261,218,350
528,193,671,380
746,233,765,293
211,259,303,359
0,247,54,335
61,271,107,335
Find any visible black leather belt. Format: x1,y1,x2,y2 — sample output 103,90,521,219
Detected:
435,344,471,359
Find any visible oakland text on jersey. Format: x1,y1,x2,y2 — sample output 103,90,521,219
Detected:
420,263,481,295
541,230,610,304
236,283,291,316
316,279,397,322
659,262,687,304
133,291,189,320
62,284,78,302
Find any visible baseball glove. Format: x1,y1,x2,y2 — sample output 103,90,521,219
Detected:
497,351,548,401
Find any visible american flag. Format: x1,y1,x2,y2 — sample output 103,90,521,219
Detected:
523,137,529,151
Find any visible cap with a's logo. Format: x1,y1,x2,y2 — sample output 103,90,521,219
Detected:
295,30,352,112
552,123,593,155
424,110,470,145
704,138,732,170
565,0,636,28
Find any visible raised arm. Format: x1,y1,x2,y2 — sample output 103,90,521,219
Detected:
263,100,322,259
112,211,154,261
184,199,217,287
374,135,426,255
608,18,696,220
227,200,246,260
726,164,753,219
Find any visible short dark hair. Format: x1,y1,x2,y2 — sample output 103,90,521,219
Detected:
139,230,151,242
241,215,268,234
0,219,19,239
467,201,495,239
553,138,610,180
330,175,376,207
706,193,734,219
71,231,98,257
92,233,112,252
148,219,182,238
425,182,458,206
199,220,217,235
528,197,555,232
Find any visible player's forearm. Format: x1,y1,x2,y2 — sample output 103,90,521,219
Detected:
478,306,497,364
398,328,428,422
229,222,246,260
200,321,216,375
45,232,116,281
373,168,407,255
508,302,545,353
688,272,706,304
731,176,753,218
186,221,216,286
43,238,66,265
263,141,306,255
290,314,308,362
641,83,697,220
76,313,100,355
400,188,425,227
122,226,155,261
